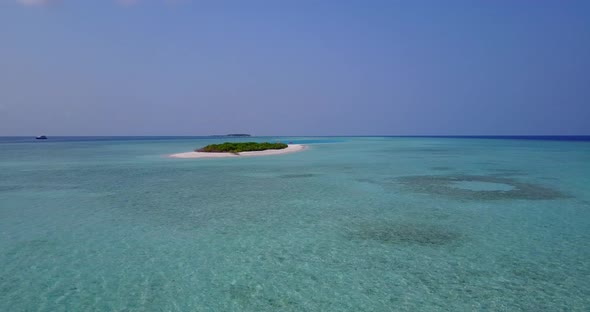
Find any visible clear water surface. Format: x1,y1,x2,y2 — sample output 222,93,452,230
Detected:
1,136,589,311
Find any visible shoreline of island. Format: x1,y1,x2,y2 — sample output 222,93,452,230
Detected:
169,144,307,159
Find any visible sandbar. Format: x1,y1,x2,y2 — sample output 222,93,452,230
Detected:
169,144,306,159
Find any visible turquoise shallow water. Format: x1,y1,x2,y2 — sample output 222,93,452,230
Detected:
1,137,590,311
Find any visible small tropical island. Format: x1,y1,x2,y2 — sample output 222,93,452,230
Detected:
169,142,305,159
197,142,287,153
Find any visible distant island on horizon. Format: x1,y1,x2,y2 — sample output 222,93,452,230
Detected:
208,134,251,137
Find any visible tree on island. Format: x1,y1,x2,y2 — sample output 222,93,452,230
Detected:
196,142,288,153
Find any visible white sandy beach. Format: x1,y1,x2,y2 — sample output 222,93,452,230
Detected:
169,144,306,159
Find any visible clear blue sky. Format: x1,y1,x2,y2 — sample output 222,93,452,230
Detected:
1,0,589,136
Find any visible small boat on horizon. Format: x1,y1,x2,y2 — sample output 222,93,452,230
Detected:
36,136,48,140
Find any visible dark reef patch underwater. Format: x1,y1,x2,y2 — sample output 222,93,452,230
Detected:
396,175,568,201
348,222,462,246
278,173,317,179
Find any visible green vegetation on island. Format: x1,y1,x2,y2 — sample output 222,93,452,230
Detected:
196,142,288,153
